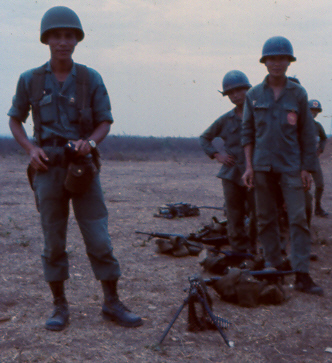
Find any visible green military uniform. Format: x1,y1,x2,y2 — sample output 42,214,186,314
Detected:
312,120,327,212
200,109,256,253
242,77,317,272
8,61,121,282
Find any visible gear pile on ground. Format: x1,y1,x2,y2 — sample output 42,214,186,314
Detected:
154,203,200,219
207,268,289,307
154,217,228,256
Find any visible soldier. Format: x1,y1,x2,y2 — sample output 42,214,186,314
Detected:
242,36,323,295
309,99,328,217
200,70,257,255
8,6,142,331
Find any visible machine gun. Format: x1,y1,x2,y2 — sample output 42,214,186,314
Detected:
158,274,232,347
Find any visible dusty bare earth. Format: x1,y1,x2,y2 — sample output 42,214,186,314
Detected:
1,144,332,363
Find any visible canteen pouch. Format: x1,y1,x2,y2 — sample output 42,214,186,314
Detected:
64,157,98,194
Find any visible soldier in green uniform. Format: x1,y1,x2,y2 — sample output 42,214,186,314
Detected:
8,6,142,330
242,36,323,295
200,70,257,254
308,99,328,217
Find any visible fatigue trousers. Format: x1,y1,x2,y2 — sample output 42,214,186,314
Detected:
33,166,121,282
254,171,311,273
312,161,324,206
222,179,257,253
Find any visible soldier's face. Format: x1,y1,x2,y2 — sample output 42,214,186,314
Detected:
46,29,78,61
310,109,319,118
227,87,247,107
265,55,290,77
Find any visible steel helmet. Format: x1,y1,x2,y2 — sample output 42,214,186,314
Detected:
308,99,322,113
220,70,251,96
260,36,296,63
40,6,84,44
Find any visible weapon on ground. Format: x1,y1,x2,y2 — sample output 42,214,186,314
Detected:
135,230,229,252
157,274,232,347
135,231,255,261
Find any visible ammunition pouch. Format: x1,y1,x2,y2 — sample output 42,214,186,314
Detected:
64,156,98,194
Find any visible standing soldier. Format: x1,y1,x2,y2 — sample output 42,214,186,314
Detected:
200,70,257,255
242,36,323,295
8,6,143,331
309,99,328,217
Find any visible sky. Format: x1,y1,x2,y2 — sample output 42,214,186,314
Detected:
1,0,331,138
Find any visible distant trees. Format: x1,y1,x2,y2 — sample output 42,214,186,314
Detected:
0,135,205,161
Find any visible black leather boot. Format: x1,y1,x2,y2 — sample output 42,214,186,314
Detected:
294,272,324,296
45,281,69,331
101,280,143,328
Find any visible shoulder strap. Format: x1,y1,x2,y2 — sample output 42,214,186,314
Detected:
30,63,48,145
31,63,48,102
76,64,89,112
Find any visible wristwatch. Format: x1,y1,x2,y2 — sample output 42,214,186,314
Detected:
88,139,97,149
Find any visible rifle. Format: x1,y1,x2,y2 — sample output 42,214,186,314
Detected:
135,231,253,259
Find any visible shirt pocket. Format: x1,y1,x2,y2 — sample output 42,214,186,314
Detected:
253,102,269,136
253,102,269,124
38,94,55,124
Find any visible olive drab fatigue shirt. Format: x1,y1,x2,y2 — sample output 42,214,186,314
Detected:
8,62,113,142
314,121,327,153
200,109,246,186
241,76,317,173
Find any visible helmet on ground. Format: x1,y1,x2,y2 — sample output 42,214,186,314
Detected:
220,70,251,96
40,6,84,44
260,36,296,63
308,99,322,113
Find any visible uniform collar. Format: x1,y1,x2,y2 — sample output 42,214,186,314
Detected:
45,60,76,76
262,75,295,90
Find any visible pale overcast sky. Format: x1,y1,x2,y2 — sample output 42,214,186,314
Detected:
1,0,331,137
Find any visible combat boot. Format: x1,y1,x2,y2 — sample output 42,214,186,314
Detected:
45,281,69,331
294,272,324,296
101,280,143,328
314,206,329,217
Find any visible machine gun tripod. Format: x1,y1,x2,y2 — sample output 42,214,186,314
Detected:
158,274,232,347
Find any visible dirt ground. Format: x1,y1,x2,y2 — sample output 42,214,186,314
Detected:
1,145,332,363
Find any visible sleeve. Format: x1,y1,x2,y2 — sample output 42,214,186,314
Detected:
297,91,318,172
241,92,255,147
90,69,114,125
317,122,327,152
7,74,31,123
199,116,224,159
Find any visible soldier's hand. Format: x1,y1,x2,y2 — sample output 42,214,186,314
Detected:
242,167,254,189
29,146,49,171
71,139,92,156
215,152,236,166
301,170,312,191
